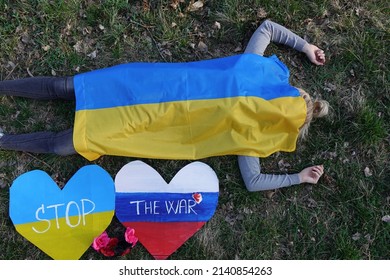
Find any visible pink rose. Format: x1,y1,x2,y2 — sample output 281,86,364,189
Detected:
124,227,138,247
100,238,118,257
92,231,110,251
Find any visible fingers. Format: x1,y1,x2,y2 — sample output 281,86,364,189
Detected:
299,165,325,184
305,44,326,65
310,165,324,182
312,165,324,174
315,49,326,65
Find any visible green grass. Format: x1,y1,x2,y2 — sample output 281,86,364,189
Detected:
0,0,389,260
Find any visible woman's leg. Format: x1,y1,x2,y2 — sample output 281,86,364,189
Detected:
0,76,75,100
0,76,76,155
0,128,76,156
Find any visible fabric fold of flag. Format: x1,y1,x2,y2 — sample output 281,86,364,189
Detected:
73,54,306,161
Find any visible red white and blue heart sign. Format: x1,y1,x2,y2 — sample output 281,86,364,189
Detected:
114,160,219,260
9,165,115,260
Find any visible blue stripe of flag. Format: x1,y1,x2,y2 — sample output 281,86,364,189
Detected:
74,54,298,111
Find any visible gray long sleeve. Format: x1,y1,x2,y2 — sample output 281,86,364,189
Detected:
238,20,307,192
244,20,308,56
238,156,301,191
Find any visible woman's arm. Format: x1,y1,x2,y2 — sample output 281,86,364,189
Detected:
238,156,324,192
238,155,301,191
245,20,325,65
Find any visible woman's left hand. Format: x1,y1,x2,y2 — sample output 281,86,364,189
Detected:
303,44,326,65
298,165,324,184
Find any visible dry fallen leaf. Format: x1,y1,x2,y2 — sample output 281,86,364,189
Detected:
364,167,372,177
7,61,16,69
143,0,150,12
197,41,208,52
381,215,390,223
257,7,268,18
278,159,291,171
324,82,337,92
87,50,97,59
188,1,203,12
170,0,184,10
42,45,51,51
213,21,221,30
234,45,242,52
352,232,361,241
265,190,276,199
21,32,31,44
161,49,172,57
73,41,83,53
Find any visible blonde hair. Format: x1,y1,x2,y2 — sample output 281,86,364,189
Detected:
298,88,329,140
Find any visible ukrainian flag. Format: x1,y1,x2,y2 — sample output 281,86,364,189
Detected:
73,54,306,161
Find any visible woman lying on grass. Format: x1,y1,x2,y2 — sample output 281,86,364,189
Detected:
0,20,329,192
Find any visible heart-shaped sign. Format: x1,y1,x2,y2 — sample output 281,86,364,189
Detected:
115,160,219,260
9,165,115,260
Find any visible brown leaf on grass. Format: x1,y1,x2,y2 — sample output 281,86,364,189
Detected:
265,190,276,199
188,1,204,12
352,232,361,241
84,27,92,35
87,50,97,59
161,49,172,57
381,215,390,223
307,198,318,208
21,32,31,44
213,21,221,30
197,41,208,52
73,39,96,55
170,0,184,10
257,8,268,19
355,7,364,17
234,44,242,52
324,82,337,92
7,61,16,70
42,45,51,51
143,0,150,12
61,21,73,37
278,159,291,172
73,41,83,53
364,167,372,177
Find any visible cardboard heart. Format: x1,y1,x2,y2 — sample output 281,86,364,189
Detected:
9,165,115,260
115,160,219,260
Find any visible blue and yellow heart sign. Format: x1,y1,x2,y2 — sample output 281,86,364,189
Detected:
9,165,115,260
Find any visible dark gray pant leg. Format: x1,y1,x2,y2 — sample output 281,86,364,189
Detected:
0,128,76,156
0,76,75,100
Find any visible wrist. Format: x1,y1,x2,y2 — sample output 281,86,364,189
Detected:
302,43,311,54
298,172,304,183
